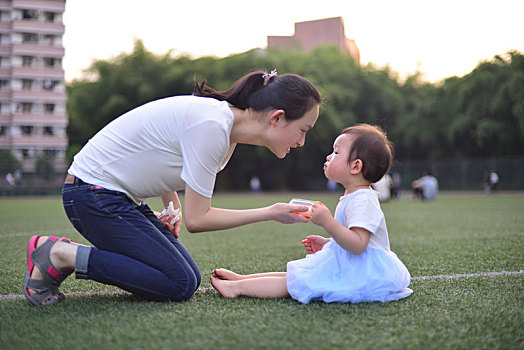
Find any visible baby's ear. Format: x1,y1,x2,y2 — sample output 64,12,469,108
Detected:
350,159,363,174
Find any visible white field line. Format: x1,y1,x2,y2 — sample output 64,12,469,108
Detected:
1,270,522,301
411,270,524,280
0,229,76,238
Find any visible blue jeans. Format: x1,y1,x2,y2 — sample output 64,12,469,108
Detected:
62,177,201,301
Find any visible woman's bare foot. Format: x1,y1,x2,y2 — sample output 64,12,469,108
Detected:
212,268,243,281
210,275,237,298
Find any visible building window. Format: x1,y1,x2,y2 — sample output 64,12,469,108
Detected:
22,56,35,67
22,9,39,20
0,56,8,68
44,12,56,22
0,80,9,90
42,34,55,45
43,149,58,158
22,33,39,44
43,57,58,68
0,102,9,115
44,103,55,114
22,79,33,90
43,126,55,135
42,80,58,91
16,103,33,113
0,126,9,136
22,149,35,159
20,125,34,135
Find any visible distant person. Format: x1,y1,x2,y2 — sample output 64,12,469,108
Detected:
412,171,438,201
372,173,392,202
14,169,22,185
5,172,15,187
249,176,261,193
211,124,412,304
391,171,402,200
327,179,338,192
22,70,322,306
489,171,499,192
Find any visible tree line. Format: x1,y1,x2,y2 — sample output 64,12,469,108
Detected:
66,40,524,191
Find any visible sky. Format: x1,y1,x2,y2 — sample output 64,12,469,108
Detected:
62,0,524,83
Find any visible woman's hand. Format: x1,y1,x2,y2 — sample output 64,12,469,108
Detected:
156,210,182,238
270,203,311,224
159,192,182,238
301,235,330,254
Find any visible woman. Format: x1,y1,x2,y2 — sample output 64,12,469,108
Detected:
23,70,322,306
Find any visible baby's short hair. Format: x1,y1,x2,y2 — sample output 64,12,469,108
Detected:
339,124,394,183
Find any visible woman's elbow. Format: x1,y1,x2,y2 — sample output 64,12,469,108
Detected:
184,221,200,233
184,216,204,233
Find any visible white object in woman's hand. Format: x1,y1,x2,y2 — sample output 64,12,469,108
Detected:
271,203,311,224
159,201,181,237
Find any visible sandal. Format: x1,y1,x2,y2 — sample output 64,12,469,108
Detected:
23,236,74,306
49,237,77,301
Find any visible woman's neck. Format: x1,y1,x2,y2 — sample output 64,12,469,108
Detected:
229,107,266,146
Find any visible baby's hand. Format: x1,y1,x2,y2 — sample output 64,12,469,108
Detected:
301,235,330,254
310,201,332,227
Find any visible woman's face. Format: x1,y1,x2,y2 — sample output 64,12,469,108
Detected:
268,104,319,159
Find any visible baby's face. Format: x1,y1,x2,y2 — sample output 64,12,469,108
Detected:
323,134,353,185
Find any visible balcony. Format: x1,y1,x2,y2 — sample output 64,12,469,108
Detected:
12,19,64,35
12,0,66,12
10,134,68,147
11,66,64,78
10,113,68,125
11,89,66,101
11,43,64,56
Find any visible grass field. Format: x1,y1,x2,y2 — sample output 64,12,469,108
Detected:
0,192,522,349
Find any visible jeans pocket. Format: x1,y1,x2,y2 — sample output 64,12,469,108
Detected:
63,199,87,235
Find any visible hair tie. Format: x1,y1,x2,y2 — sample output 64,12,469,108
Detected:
262,69,277,86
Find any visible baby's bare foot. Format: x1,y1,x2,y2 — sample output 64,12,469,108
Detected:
212,268,242,280
210,276,237,298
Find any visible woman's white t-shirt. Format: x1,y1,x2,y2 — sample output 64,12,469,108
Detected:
69,95,236,204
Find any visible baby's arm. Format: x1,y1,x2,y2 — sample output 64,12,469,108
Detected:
301,235,330,254
310,202,371,255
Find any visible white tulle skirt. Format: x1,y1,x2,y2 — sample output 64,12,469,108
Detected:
286,241,413,304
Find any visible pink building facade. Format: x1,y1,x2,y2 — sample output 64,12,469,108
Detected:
0,0,67,173
267,17,360,64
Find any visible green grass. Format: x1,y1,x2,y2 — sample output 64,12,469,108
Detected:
0,192,523,349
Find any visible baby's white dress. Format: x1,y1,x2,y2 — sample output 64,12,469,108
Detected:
287,189,413,304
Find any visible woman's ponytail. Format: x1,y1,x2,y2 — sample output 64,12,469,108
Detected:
194,70,321,120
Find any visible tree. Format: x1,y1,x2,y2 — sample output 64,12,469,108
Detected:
35,155,55,182
0,149,21,175
437,51,524,156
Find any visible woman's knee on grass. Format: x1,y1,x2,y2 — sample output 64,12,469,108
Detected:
167,270,200,301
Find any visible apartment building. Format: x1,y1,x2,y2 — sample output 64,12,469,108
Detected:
267,17,360,64
0,0,67,173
